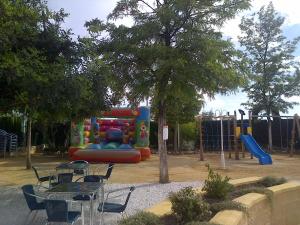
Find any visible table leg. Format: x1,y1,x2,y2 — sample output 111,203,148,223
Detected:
90,195,93,225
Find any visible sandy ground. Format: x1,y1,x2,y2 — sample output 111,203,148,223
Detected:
1,152,300,187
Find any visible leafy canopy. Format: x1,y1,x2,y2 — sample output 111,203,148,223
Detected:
239,2,300,115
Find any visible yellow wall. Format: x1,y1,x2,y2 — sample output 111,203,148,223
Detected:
210,182,300,225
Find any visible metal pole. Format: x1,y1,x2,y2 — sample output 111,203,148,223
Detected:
220,117,226,169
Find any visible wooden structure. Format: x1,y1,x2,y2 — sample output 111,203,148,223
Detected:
196,114,238,161
290,114,300,157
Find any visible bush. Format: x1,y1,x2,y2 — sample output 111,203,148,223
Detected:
185,222,220,225
210,200,246,215
118,212,162,225
169,187,212,223
259,176,287,187
202,164,234,200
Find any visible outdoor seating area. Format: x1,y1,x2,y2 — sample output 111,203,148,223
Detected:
22,161,135,225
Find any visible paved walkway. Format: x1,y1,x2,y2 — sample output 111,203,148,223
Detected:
0,181,202,225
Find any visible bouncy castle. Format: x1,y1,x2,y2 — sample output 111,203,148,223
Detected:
68,107,151,163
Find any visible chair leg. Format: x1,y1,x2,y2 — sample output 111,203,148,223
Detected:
30,210,38,224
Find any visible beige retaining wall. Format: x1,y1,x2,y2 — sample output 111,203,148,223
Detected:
210,182,300,225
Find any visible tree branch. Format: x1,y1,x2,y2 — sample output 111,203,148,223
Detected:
139,0,155,11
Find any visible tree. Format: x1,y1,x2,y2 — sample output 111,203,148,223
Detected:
239,2,300,151
160,90,203,153
86,0,250,183
0,0,110,168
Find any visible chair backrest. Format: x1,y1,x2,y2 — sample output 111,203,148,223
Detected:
123,186,135,210
21,185,43,211
71,160,89,175
58,173,73,183
83,175,102,182
70,160,89,164
105,163,114,179
32,166,40,181
45,199,68,222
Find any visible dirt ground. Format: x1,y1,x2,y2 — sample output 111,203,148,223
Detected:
1,152,300,187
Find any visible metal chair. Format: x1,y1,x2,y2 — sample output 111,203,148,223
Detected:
73,175,102,201
21,185,45,225
92,163,114,182
70,160,89,175
50,173,73,187
32,166,56,188
98,186,135,225
44,199,83,225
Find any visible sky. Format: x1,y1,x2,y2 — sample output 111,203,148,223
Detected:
47,0,300,117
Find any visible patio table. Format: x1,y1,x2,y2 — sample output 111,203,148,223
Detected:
47,182,104,225
56,162,90,175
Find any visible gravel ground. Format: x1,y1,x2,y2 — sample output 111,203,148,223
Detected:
0,181,203,225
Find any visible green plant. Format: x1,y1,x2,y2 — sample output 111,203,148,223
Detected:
210,201,247,215
169,187,212,223
118,212,162,225
202,165,234,200
185,222,220,225
259,176,287,187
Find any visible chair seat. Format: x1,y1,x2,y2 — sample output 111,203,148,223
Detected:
73,194,97,201
34,202,45,210
39,175,56,182
98,202,125,213
68,211,81,223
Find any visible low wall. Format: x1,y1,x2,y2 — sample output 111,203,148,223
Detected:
210,182,300,225
145,176,262,216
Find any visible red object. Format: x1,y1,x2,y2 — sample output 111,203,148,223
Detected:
68,147,82,157
136,147,151,161
102,108,140,117
71,149,141,163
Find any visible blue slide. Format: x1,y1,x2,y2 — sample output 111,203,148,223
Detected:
240,135,272,165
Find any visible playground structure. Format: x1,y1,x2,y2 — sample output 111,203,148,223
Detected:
69,107,151,163
197,111,300,165
0,129,18,158
197,111,273,165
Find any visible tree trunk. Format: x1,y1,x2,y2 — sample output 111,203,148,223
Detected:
267,117,273,152
174,123,178,153
158,100,169,183
26,118,32,169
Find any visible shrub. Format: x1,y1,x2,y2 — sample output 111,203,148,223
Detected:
118,212,162,225
202,164,234,200
259,176,287,187
210,200,246,215
185,222,220,225
230,186,273,202
169,187,212,223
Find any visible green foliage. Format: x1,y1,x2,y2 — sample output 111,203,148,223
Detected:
85,0,251,182
202,165,234,200
259,176,287,187
185,222,220,225
180,122,197,142
239,2,300,116
210,201,246,215
118,212,162,225
169,187,212,223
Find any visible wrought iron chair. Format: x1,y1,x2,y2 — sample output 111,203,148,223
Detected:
70,160,89,175
21,184,45,225
44,199,83,225
98,186,135,225
50,173,73,187
32,166,56,188
73,175,102,201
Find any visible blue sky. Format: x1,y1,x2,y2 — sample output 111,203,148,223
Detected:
47,0,300,117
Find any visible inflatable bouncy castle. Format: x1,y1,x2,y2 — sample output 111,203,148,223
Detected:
68,107,151,163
